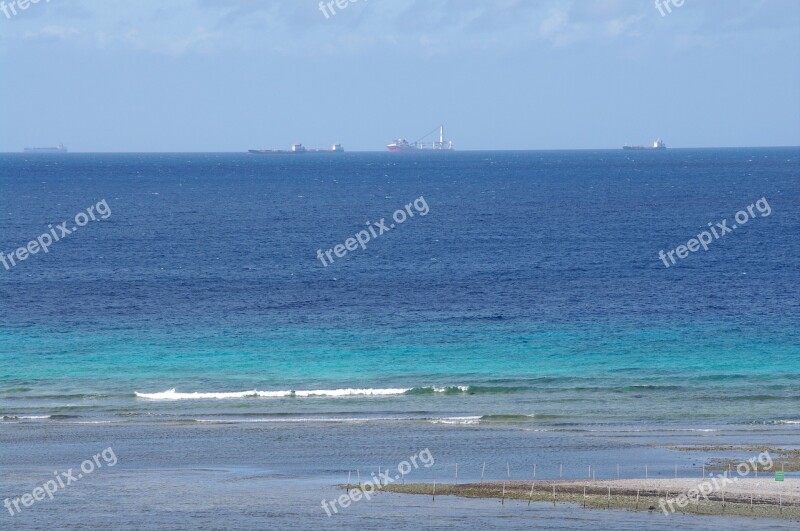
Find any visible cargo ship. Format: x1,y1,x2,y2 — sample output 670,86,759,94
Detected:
24,143,68,153
308,144,344,153
623,139,666,150
387,125,454,152
249,143,343,154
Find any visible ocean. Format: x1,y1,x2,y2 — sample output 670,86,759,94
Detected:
1,148,798,529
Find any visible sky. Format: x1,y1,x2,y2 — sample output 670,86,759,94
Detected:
1,0,799,152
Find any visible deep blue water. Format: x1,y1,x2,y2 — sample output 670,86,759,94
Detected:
1,149,798,529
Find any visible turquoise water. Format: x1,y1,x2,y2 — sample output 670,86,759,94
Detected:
3,319,798,423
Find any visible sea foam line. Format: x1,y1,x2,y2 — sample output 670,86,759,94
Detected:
428,416,482,425
134,386,470,400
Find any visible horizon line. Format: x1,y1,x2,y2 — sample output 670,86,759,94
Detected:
3,145,800,154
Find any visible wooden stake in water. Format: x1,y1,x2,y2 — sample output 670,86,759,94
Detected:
645,464,648,479
636,488,640,509
357,469,361,487
480,461,485,484
552,485,556,506
432,478,436,502
560,463,563,479
607,486,611,508
378,466,382,486
455,463,458,485
528,482,535,506
401,468,405,484
347,470,351,486
507,462,510,480
583,486,586,508
502,482,505,505
533,464,536,480
702,464,705,477
588,465,591,479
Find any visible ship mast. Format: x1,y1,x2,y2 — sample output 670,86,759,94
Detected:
439,125,443,146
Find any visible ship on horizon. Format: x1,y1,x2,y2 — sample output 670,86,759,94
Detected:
387,125,454,152
623,139,666,150
248,143,343,154
24,143,68,153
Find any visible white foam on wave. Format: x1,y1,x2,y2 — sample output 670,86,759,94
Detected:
602,428,719,433
778,420,800,425
196,416,415,424
428,416,482,425
135,388,413,400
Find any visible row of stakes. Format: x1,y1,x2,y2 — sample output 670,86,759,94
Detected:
348,462,786,485
344,462,788,513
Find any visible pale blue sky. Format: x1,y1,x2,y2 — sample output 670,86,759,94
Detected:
1,0,799,151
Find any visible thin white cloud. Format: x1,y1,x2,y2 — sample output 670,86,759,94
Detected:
23,25,82,40
5,0,799,57
606,14,644,37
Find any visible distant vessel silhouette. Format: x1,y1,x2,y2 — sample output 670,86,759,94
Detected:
623,139,666,150
248,143,343,154
24,143,68,153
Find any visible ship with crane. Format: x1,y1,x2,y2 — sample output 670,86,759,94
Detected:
387,125,454,152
